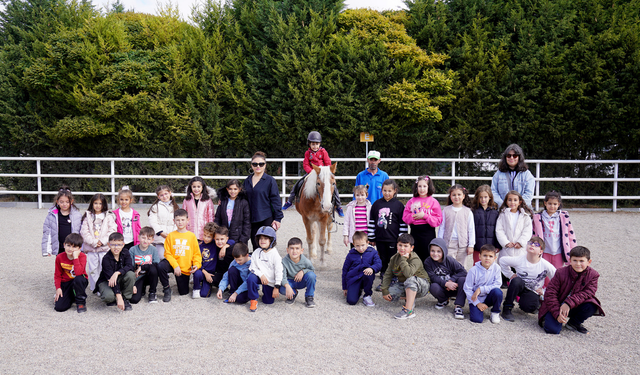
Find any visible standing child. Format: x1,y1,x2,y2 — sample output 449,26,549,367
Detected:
381,234,431,320
423,238,467,320
80,193,117,291
129,226,165,304
95,232,136,311
437,184,475,269
246,226,283,312
463,244,504,324
280,237,317,308
368,179,408,290
342,231,382,307
343,185,371,247
148,185,179,260
113,186,141,251
54,233,88,313
402,175,443,263
282,131,344,216
182,176,216,241
472,185,500,263
157,209,202,301
532,191,577,269
42,186,82,257
216,243,252,304
495,190,533,259
215,179,250,245
539,246,605,334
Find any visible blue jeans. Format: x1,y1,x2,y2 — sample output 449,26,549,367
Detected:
469,288,503,323
247,273,276,304
543,302,598,334
346,274,375,305
279,271,316,297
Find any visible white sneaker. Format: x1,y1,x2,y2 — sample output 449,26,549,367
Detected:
491,312,501,324
362,295,375,307
192,290,201,299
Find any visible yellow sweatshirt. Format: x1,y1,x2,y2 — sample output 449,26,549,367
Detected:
164,230,202,275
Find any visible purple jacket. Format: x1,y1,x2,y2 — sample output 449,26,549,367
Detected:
538,266,605,324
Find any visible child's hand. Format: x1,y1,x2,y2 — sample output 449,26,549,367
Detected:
383,294,393,302
343,290,347,297
174,266,182,277
506,242,515,248
272,288,279,299
72,249,81,259
285,285,295,299
54,288,63,301
228,292,238,303
343,236,349,247
108,272,120,287
294,270,304,282
477,302,488,312
471,287,481,302
219,244,230,259
216,289,223,299
116,294,125,311
466,247,473,255
271,221,281,231
204,271,213,284
260,275,269,285
412,211,425,220
190,266,198,274
444,280,458,291
160,232,168,239
535,287,544,296
558,303,570,323
135,266,141,278
369,241,376,247
514,243,522,249
97,241,103,247
363,267,373,276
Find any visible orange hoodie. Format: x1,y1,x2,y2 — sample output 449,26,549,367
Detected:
164,231,202,275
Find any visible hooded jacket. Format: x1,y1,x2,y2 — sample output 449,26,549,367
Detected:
215,188,251,244
303,147,331,173
423,238,467,289
342,199,372,244
532,210,577,263
41,206,82,257
473,206,501,252
80,211,117,253
113,208,141,245
148,201,177,244
341,246,382,290
182,186,216,241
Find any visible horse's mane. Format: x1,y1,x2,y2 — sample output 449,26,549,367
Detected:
303,166,331,198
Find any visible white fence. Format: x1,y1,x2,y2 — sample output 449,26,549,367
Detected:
0,157,639,212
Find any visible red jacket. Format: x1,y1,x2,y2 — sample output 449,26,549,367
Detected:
538,265,605,324
303,147,331,173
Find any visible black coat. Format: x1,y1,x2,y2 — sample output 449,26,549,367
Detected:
95,248,134,294
215,189,251,245
472,206,501,252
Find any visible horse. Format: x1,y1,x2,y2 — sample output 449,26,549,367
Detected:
295,163,337,262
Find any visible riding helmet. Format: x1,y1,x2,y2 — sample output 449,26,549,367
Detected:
307,131,322,143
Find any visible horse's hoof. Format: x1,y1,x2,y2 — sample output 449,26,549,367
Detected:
310,253,317,259
325,249,332,254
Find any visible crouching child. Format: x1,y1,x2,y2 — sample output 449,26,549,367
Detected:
280,237,316,308
423,238,467,320
96,232,135,311
216,243,252,304
54,233,89,313
463,244,503,323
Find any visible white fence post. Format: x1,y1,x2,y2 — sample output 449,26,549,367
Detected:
282,161,287,205
613,163,618,212
110,160,116,208
451,161,456,186
195,161,199,177
536,162,540,211
37,160,42,209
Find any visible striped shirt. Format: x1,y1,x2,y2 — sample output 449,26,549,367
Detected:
354,205,368,232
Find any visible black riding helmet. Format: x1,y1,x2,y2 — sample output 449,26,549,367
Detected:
307,131,322,143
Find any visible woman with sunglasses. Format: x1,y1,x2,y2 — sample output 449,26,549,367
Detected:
243,151,284,250
491,144,535,208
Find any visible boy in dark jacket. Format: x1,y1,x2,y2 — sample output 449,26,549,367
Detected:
424,238,467,320
96,232,136,311
539,246,605,334
342,231,382,306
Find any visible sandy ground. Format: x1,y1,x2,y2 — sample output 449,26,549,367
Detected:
0,207,638,374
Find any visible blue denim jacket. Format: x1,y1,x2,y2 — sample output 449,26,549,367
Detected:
491,170,535,208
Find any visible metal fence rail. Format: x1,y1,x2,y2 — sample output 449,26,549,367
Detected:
1,157,638,212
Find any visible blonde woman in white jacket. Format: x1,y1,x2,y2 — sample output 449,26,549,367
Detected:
148,185,179,260
495,190,533,258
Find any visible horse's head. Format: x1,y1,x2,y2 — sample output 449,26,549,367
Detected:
308,163,336,213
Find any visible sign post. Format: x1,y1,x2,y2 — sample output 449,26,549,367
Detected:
360,132,374,169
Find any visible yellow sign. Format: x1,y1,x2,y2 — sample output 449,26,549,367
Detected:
360,132,374,142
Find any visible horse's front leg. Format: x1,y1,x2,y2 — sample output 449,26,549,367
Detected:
318,216,327,263
325,217,332,255
302,216,316,259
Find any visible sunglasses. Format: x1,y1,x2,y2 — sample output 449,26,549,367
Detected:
251,162,266,167
506,153,519,159
527,241,541,247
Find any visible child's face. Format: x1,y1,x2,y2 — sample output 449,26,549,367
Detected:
235,254,250,266
202,231,214,244
544,198,560,215
92,199,103,213
382,185,396,201
109,240,125,256
527,240,543,257
450,189,464,206
191,181,203,198
214,233,229,248
158,189,172,203
570,256,592,273
139,234,154,249
355,191,368,205
480,251,496,269
287,244,303,261
417,179,429,197
506,194,520,211
57,196,71,213
478,191,490,208
430,245,443,262
118,195,131,210
174,215,188,230
258,235,271,249
227,184,240,199
353,238,368,253
64,243,80,257
397,242,413,257
309,142,320,152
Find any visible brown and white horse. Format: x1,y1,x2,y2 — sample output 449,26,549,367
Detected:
295,163,337,261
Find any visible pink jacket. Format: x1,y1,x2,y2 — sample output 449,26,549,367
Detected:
343,199,371,244
182,197,215,240
532,211,576,263
113,208,141,245
80,211,117,253
402,196,443,227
